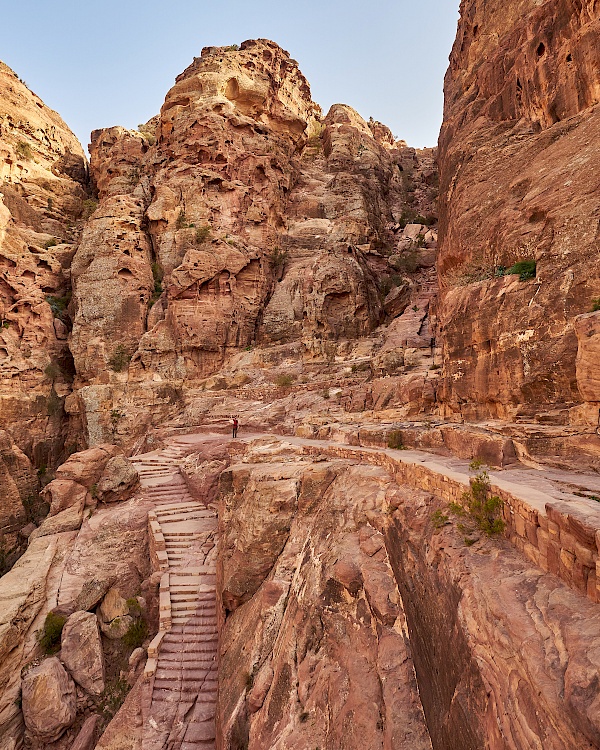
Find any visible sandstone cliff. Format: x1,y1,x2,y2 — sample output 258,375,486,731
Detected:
0,62,88,560
68,40,438,449
437,0,600,441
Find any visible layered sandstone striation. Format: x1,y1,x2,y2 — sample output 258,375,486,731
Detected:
0,62,89,557
216,435,600,750
437,0,600,434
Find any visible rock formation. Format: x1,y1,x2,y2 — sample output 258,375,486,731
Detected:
0,5,600,749
437,0,600,438
67,39,437,449
0,61,89,561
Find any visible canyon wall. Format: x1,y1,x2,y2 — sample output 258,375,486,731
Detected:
0,62,88,556
216,436,600,750
437,0,600,429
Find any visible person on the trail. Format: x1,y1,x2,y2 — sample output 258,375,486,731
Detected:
232,417,239,438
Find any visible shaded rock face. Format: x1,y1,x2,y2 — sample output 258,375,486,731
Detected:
68,40,437,446
217,442,433,749
0,61,88,476
217,438,600,749
437,0,600,424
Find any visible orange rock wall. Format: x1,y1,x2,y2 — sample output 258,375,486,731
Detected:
437,0,600,423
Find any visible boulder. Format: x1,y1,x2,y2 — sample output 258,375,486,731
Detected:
99,587,129,622
70,714,101,750
96,456,139,503
43,479,88,517
98,587,134,639
28,500,85,543
100,614,134,640
61,611,105,695
55,445,120,488
21,657,76,742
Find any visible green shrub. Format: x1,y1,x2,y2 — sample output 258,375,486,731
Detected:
98,678,130,721
591,298,600,312
122,617,148,649
15,141,33,160
149,262,163,307
81,198,98,220
387,431,406,450
269,246,289,270
274,374,295,387
175,209,188,229
126,597,142,614
39,612,66,654
108,345,130,372
431,510,449,529
448,501,466,517
505,260,536,281
224,44,240,51
195,225,211,244
46,294,70,319
463,469,505,536
44,238,57,249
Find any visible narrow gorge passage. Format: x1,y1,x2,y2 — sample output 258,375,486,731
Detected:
132,438,220,750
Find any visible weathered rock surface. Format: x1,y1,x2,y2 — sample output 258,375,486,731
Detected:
60,610,105,695
0,60,88,529
436,0,600,426
96,454,139,502
67,40,437,447
217,439,432,749
217,435,600,750
21,657,76,741
70,714,100,750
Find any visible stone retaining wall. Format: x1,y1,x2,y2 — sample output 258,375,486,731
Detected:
301,443,600,604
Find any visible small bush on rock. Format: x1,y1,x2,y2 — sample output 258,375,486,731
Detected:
502,260,537,281
122,617,148,649
108,345,130,372
39,612,66,654
591,298,600,312
195,225,211,244
387,431,406,450
274,374,295,387
15,141,33,160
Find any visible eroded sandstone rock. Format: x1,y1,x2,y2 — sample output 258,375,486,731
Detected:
0,60,88,518
60,610,105,695
21,657,76,742
436,0,600,424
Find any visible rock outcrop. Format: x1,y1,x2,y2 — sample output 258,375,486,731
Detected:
0,60,89,560
216,435,600,749
60,610,105,695
21,656,77,742
68,40,437,447
437,0,600,431
0,64,87,458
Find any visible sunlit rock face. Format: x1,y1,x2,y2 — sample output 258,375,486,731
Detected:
0,61,89,551
68,40,436,446
437,0,600,429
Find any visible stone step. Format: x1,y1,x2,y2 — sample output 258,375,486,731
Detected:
158,512,216,522
158,653,217,665
153,669,214,682
156,505,207,515
182,721,217,743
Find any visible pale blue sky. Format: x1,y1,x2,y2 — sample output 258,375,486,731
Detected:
3,0,460,152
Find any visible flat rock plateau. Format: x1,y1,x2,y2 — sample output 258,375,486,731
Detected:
0,2,599,748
